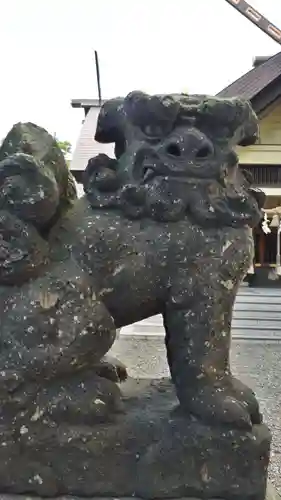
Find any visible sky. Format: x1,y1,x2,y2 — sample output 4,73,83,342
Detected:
1,0,281,152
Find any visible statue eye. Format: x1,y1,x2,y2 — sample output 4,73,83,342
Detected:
142,124,163,138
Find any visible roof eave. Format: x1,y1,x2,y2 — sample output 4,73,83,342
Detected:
71,99,105,109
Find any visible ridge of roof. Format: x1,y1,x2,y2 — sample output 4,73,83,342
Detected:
217,51,281,99
253,55,271,67
71,98,106,108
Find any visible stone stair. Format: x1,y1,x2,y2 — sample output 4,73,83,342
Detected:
120,287,281,341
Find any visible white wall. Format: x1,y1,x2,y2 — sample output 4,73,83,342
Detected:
71,107,114,172
76,182,84,198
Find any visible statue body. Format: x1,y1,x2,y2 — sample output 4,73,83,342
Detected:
0,93,271,499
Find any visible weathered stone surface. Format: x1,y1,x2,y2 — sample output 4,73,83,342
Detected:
0,122,77,222
0,492,278,500
0,481,279,500
0,490,279,500
0,123,77,283
0,379,271,499
0,92,269,498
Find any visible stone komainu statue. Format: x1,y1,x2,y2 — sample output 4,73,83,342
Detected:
0,93,269,498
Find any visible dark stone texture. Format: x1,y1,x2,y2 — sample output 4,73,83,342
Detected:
0,93,270,498
111,336,281,492
0,123,77,284
0,122,77,225
0,490,279,500
0,379,270,499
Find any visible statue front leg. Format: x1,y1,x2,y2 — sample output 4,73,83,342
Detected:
163,262,261,429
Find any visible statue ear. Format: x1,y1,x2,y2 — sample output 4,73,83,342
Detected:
233,99,259,147
95,92,150,144
199,97,259,146
95,98,125,144
123,91,179,134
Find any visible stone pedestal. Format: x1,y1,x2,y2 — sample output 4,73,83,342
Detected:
0,378,270,500
0,489,280,500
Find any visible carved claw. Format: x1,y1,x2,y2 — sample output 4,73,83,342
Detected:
93,355,128,383
178,376,261,429
190,392,251,430
228,376,262,425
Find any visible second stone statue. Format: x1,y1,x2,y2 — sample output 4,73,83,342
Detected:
0,92,270,499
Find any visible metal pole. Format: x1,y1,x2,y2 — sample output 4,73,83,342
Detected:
94,50,102,106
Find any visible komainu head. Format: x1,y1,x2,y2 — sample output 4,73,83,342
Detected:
84,91,265,227
0,122,77,233
0,123,77,284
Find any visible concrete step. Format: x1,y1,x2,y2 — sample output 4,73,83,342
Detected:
239,287,281,292
121,308,281,324
124,321,281,332
120,287,281,340
120,325,281,341
232,319,281,329
235,295,281,303
239,285,281,291
234,303,281,311
234,312,281,320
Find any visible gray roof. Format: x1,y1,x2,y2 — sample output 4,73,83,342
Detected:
217,51,281,99
71,98,106,109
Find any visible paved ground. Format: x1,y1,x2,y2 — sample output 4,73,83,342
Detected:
111,337,281,493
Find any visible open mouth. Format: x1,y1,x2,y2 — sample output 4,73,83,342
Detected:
139,151,220,185
142,162,198,184
141,155,171,184
143,165,156,183
136,150,193,184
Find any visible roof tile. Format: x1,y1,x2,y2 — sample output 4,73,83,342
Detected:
217,51,281,99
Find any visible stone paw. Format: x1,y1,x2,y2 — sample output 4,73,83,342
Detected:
93,354,128,383
178,375,261,429
34,372,125,426
227,376,262,425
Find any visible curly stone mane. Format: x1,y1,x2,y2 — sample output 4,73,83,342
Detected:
0,123,77,284
83,91,264,227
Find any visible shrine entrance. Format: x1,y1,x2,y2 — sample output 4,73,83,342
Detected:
247,207,281,286
254,228,278,268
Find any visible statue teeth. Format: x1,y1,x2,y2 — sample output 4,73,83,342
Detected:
143,167,155,182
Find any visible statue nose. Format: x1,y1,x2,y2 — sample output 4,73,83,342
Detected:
164,128,214,162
